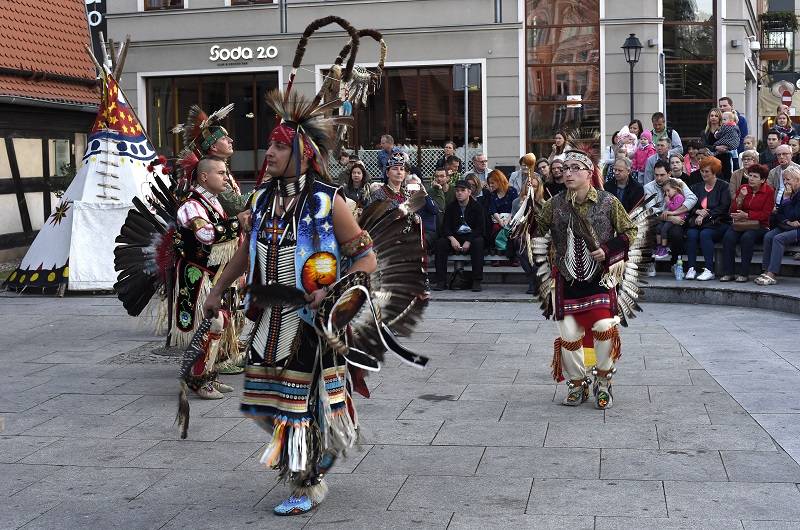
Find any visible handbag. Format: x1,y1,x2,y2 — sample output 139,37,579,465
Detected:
494,226,511,251
732,219,760,232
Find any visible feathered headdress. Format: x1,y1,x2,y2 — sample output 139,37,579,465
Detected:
171,103,234,156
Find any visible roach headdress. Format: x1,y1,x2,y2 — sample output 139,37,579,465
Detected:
172,103,234,157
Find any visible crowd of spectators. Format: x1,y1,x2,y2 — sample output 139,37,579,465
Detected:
335,100,800,292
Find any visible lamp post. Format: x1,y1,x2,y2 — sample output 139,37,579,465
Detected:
621,33,643,123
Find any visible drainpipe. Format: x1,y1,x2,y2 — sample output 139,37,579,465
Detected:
494,0,502,23
280,0,287,34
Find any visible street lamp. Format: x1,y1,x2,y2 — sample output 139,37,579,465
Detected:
621,33,643,123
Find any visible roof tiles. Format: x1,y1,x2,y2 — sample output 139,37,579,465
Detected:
0,0,98,105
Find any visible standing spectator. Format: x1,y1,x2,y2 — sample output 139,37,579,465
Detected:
643,136,671,185
464,153,491,185
712,110,741,180
548,130,572,162
367,150,406,208
651,112,683,156
342,160,372,209
653,178,688,260
604,131,620,165
684,156,732,281
790,137,800,165
755,166,800,286
545,159,566,198
729,150,759,198
760,130,781,169
683,140,702,175
486,170,518,251
616,125,638,158
629,119,644,139
604,157,644,212
444,155,462,182
605,146,629,183
718,96,749,156
720,164,774,282
773,112,797,144
428,169,455,229
644,160,698,272
631,130,656,184
767,144,799,208
435,141,464,172
432,180,486,292
377,134,395,181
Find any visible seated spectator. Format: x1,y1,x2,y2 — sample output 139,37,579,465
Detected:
643,136,672,185
545,158,566,198
464,153,491,186
720,164,774,282
644,160,698,273
465,173,490,238
683,140,702,175
428,169,455,233
407,175,438,251
756,166,800,285
669,153,691,186
686,148,709,186
791,137,800,165
342,160,372,209
739,135,756,168
653,178,688,260
511,174,546,294
432,180,486,293
434,141,464,173
604,157,644,212
486,170,518,251
768,144,799,208
444,155,463,181
684,156,732,281
604,146,629,183
535,159,550,181
509,156,529,193
729,150,759,199
760,131,781,170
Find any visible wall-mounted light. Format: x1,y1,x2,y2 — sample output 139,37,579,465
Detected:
647,38,657,48
731,40,741,48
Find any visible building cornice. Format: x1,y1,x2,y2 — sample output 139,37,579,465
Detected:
124,22,521,48
600,17,663,25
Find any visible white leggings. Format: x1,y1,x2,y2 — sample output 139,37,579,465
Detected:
556,315,619,381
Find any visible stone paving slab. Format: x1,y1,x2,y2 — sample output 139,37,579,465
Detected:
1,296,799,529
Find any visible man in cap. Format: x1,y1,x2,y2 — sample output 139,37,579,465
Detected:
432,179,486,292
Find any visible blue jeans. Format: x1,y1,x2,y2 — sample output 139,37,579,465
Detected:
686,224,728,272
762,228,800,274
721,226,767,276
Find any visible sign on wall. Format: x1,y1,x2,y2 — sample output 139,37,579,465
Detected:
209,44,279,64
85,0,106,64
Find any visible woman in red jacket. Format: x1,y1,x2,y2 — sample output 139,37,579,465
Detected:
720,163,775,282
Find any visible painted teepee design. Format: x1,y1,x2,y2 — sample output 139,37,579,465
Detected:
4,69,160,292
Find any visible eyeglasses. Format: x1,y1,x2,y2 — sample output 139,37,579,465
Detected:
565,165,586,172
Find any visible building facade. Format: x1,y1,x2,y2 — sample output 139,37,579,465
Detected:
108,0,760,179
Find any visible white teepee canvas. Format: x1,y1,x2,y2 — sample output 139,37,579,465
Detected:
5,70,160,292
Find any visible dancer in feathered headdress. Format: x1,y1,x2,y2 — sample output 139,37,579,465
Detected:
200,16,429,516
513,149,656,411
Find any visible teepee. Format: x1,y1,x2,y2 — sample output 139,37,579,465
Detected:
4,63,160,293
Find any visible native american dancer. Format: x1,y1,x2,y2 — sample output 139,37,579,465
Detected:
172,104,247,217
201,17,428,516
513,150,655,409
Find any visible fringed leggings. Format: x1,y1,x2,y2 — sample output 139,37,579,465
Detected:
552,314,621,383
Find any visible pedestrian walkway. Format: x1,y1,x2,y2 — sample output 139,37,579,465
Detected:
1,293,799,529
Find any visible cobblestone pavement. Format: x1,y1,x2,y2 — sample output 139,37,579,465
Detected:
1,293,799,529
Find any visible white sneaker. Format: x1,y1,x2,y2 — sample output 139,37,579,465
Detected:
685,267,697,280
646,263,656,277
696,269,715,281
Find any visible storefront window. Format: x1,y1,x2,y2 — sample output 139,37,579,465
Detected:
343,65,482,176
525,0,599,159
146,72,279,181
664,0,716,141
